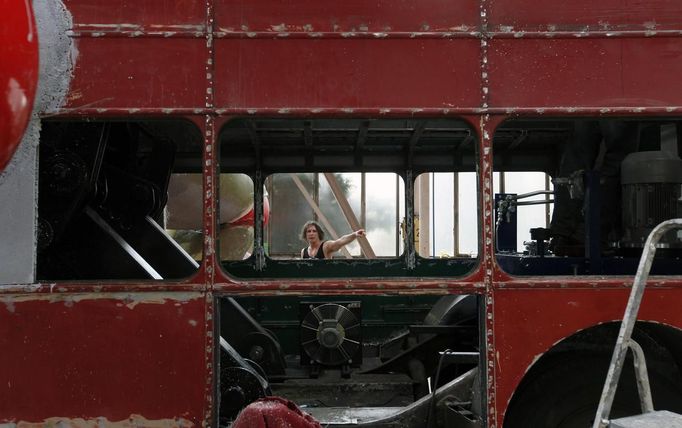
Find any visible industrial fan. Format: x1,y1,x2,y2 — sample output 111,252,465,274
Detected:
300,302,362,367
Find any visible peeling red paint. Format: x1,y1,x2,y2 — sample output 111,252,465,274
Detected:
7,415,194,428
0,294,208,424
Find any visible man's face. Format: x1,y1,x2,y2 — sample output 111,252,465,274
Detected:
306,225,319,242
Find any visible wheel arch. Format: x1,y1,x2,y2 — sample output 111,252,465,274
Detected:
502,320,682,427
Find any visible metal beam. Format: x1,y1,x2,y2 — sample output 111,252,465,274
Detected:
406,122,426,167
355,120,369,166
361,172,366,229
415,174,431,256
453,173,460,256
246,121,261,162
545,173,551,228
323,173,376,258
405,170,415,269
304,120,313,167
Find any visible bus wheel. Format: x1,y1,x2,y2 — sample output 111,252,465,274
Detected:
503,351,682,428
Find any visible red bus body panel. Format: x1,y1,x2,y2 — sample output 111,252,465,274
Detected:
0,293,211,425
2,0,682,427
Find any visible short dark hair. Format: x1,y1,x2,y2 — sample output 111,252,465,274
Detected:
301,221,325,241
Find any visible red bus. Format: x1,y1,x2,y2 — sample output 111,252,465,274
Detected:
3,1,682,427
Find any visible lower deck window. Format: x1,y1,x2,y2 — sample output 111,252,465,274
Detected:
217,294,482,425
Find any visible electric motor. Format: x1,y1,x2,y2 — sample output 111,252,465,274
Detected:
621,150,682,248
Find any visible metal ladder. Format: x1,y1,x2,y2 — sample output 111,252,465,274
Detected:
593,219,682,428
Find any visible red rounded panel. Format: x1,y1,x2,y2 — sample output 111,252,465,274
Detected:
0,0,38,172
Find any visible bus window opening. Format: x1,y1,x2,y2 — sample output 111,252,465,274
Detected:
493,118,682,276
36,120,203,281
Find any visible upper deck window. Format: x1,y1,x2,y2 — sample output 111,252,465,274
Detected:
265,172,402,259
413,172,479,259
218,118,479,279
493,118,682,276
37,120,203,281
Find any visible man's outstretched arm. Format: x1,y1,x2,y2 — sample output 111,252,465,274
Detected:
324,229,366,256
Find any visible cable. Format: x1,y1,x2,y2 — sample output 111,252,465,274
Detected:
426,349,453,428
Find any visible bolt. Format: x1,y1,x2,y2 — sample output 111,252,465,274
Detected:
249,345,264,361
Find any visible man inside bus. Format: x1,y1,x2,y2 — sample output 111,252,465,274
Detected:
300,220,366,259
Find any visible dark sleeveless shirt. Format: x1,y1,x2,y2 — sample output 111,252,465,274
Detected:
302,241,326,259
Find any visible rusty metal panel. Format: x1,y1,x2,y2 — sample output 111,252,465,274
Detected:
64,38,208,110
64,0,206,27
488,0,682,31
0,292,210,424
214,0,479,34
487,38,682,109
213,39,481,110
491,287,682,426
